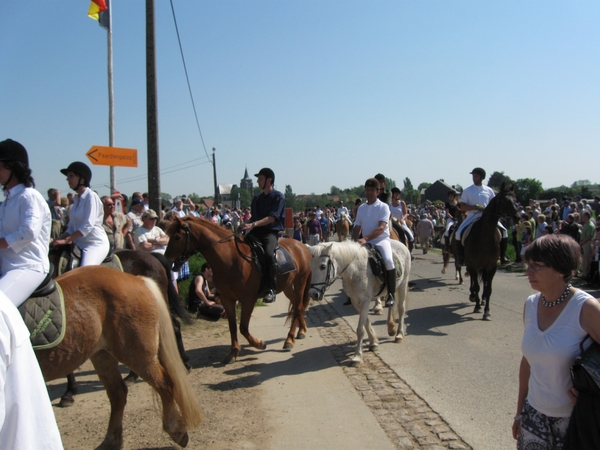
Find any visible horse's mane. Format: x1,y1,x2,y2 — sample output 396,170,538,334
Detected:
166,216,229,238
308,240,364,267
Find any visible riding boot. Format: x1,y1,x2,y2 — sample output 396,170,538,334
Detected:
500,237,508,265
455,239,465,266
263,263,278,303
385,269,396,307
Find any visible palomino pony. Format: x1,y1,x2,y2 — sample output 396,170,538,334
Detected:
50,248,193,407
308,240,411,365
165,217,312,364
36,266,202,449
335,212,351,241
450,183,518,320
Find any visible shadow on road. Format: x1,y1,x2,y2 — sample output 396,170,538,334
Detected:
405,302,476,336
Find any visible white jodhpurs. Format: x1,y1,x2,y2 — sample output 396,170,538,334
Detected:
372,238,395,271
0,269,48,307
80,241,110,266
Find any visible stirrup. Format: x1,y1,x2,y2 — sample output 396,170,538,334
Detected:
385,293,395,308
263,289,276,303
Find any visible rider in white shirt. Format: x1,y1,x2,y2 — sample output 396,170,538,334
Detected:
0,139,51,307
352,178,396,307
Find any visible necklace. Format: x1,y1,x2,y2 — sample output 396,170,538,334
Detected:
541,284,572,307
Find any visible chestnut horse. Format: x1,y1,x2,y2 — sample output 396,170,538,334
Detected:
450,183,518,320
165,217,312,364
36,266,202,449
335,212,350,241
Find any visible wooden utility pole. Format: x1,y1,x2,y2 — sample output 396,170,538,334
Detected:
146,0,161,212
212,147,218,203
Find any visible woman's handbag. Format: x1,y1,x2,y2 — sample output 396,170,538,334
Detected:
566,335,600,449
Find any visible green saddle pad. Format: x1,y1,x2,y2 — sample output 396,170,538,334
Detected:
19,283,66,350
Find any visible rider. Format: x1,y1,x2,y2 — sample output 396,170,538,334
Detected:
352,177,396,307
389,187,414,253
0,139,51,307
53,161,109,266
454,167,507,265
442,190,459,253
238,168,285,303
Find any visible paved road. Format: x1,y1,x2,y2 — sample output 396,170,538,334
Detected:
324,251,600,450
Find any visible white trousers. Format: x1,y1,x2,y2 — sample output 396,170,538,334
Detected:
80,241,110,267
456,213,508,240
372,238,395,271
0,269,48,307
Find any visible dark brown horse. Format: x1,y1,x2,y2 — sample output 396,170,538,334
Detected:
165,217,312,364
450,183,518,320
49,248,192,406
37,266,202,449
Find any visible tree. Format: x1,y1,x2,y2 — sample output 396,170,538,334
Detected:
417,182,431,191
403,177,414,192
488,171,513,189
187,192,202,204
330,186,341,196
230,186,252,208
514,178,544,204
285,185,300,211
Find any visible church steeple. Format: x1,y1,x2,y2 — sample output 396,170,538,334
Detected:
240,166,253,194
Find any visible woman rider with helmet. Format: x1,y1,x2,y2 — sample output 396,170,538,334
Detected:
0,139,52,307
52,161,109,266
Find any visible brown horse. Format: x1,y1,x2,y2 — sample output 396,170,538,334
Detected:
165,217,312,364
50,248,193,407
450,183,518,320
335,212,351,241
36,266,202,449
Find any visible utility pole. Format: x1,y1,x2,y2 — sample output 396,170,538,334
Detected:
212,147,218,204
106,1,116,193
146,0,160,212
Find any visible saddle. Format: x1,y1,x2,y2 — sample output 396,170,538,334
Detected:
244,234,296,279
57,244,123,275
456,220,501,246
19,263,66,350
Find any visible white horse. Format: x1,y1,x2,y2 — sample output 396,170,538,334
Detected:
307,240,411,365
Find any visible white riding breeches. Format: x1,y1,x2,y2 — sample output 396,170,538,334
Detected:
400,223,414,242
372,238,395,271
444,218,455,236
80,241,110,267
455,213,508,240
0,269,48,307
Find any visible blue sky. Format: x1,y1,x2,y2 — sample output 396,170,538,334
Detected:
1,1,598,200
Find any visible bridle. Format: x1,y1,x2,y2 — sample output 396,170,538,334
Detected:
172,219,242,269
309,255,336,299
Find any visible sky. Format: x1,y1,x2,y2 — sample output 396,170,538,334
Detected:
1,1,599,201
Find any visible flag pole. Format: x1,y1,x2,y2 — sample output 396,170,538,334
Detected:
107,1,116,194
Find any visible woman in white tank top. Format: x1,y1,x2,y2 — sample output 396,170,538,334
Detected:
513,234,600,449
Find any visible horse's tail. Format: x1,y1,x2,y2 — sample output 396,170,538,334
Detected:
150,252,193,325
141,277,203,429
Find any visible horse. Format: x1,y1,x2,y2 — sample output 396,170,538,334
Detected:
36,266,203,449
335,212,350,241
49,248,193,407
450,183,518,320
307,240,411,365
164,217,312,364
441,211,466,282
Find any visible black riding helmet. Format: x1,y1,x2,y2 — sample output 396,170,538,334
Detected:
0,139,29,166
61,161,92,187
254,167,275,184
470,167,486,179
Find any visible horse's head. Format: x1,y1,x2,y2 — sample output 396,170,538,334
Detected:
490,182,519,224
307,244,336,301
165,217,193,271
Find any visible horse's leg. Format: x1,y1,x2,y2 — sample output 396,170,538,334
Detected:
351,299,372,366
482,268,496,321
238,298,266,351
59,373,78,407
373,297,383,315
89,350,128,450
387,299,397,337
171,315,191,370
222,297,241,364
469,269,482,313
442,251,448,274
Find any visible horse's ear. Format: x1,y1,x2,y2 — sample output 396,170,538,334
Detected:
500,182,506,192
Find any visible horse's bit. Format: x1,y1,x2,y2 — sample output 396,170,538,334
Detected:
309,256,336,299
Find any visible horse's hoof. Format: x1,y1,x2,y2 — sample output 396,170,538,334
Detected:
387,325,397,337
483,314,491,321
350,358,362,367
373,308,383,315
283,341,294,351
469,295,477,303
257,340,267,351
123,373,138,387
222,353,237,364
395,335,404,343
441,268,446,274
368,344,379,352
58,396,75,408
296,333,306,340
169,431,189,448
474,306,481,313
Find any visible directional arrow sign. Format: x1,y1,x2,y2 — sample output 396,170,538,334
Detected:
86,146,138,167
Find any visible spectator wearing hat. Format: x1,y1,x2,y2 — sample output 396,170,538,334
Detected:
53,161,109,267
134,209,169,254
238,168,285,303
